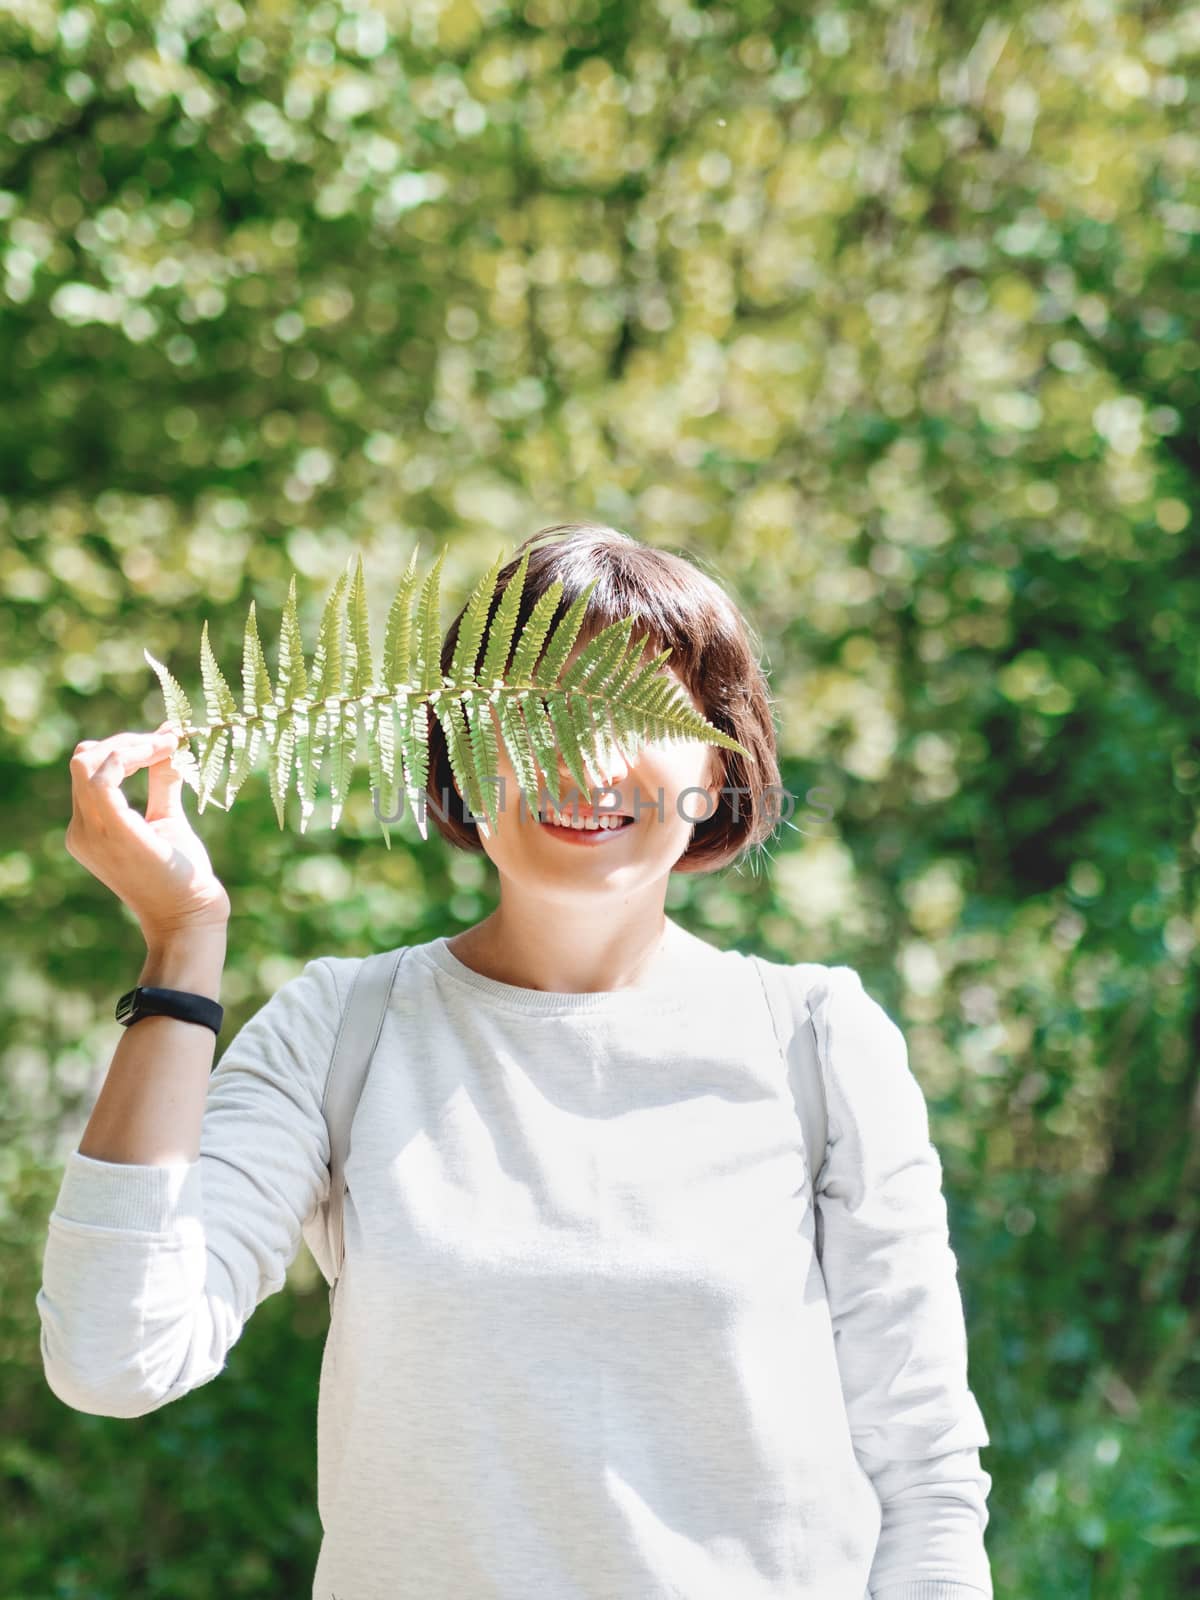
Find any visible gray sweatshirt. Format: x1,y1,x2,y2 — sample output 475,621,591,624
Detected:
37,927,993,1600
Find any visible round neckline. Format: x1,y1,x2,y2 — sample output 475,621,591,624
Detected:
416,921,719,1016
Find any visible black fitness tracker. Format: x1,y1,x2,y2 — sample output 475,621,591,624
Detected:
115,985,224,1037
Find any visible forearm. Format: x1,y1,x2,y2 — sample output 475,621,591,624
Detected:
39,948,341,1417
77,925,228,1166
811,967,994,1597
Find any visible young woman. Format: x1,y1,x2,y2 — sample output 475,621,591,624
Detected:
41,523,993,1600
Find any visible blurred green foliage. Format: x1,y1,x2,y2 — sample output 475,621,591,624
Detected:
1,0,1197,1595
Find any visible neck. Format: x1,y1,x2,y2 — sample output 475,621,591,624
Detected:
449,898,684,996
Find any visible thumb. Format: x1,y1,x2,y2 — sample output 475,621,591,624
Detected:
145,744,187,823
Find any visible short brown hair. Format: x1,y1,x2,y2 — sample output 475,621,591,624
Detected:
425,522,782,874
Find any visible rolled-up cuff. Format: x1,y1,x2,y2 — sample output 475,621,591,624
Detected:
53,1149,200,1233
873,1582,992,1600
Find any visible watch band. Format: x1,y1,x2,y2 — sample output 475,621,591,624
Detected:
115,985,224,1037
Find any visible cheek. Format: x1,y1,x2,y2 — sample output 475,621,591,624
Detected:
626,748,712,824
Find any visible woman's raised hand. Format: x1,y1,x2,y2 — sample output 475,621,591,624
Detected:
65,723,233,943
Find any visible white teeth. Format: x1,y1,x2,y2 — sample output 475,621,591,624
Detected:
540,811,628,831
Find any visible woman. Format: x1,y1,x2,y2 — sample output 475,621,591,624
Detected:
40,523,993,1599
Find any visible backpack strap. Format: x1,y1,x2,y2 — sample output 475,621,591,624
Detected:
749,954,829,1207
322,945,409,1313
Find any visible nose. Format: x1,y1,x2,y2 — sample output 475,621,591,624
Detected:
595,733,630,787
552,729,631,804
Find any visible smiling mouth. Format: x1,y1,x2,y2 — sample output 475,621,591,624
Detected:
536,811,637,833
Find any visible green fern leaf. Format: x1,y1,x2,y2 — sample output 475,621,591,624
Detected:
144,544,754,841
200,619,239,727
143,646,194,733
415,546,447,696
531,578,600,692
607,695,646,770
479,547,530,687
563,619,641,784
507,580,563,687
343,548,392,844
448,550,508,833
568,689,606,793
497,693,543,822
302,568,346,826
383,544,419,694
143,645,204,793
598,636,673,769
276,577,308,708
543,691,591,803
558,619,625,695
309,570,348,704
223,601,272,808
243,600,274,710
452,550,504,688
328,557,365,829
397,696,431,841
521,693,564,812
293,702,324,832
366,698,393,849
605,629,656,704
348,552,373,698
196,725,230,813
437,692,484,825
629,673,675,746
268,712,297,831
193,622,237,811
463,689,502,835
296,698,326,829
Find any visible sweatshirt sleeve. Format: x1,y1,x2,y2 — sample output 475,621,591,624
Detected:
36,954,349,1419
809,965,993,1600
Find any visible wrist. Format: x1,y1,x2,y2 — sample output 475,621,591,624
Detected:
139,925,228,994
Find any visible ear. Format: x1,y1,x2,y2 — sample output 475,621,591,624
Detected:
706,749,724,799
